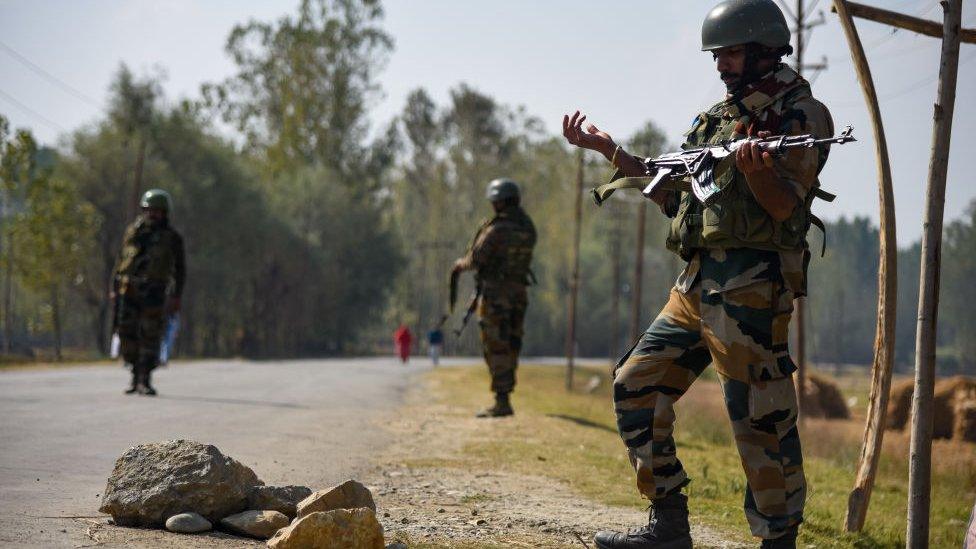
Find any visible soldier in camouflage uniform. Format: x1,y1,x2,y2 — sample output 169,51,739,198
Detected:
453,179,537,418
111,189,186,396
562,1,835,547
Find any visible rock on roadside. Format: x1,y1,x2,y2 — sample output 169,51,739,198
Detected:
267,509,384,549
247,485,312,519
99,439,262,526
164,512,212,534
296,479,375,519
219,510,289,539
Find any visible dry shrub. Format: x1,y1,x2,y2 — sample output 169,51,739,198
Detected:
802,373,850,419
884,376,976,442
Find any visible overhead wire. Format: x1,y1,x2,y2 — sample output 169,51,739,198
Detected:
0,39,101,108
0,88,67,132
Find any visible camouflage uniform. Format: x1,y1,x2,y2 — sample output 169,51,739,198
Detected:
458,204,536,394
114,216,186,375
612,65,832,539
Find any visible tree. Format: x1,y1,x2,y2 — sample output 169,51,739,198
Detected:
203,0,393,179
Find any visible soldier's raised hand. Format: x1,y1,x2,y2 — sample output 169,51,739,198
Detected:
562,110,616,158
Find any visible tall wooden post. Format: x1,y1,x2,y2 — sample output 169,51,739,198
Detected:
794,0,808,419
566,150,584,391
831,0,899,532
609,203,622,363
907,1,962,546
629,202,647,340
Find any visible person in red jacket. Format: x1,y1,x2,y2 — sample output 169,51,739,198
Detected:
394,324,413,364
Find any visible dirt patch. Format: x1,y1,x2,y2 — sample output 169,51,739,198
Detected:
365,378,745,548
886,376,976,442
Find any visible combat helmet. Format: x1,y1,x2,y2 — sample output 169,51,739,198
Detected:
486,178,520,202
140,188,172,211
701,0,791,51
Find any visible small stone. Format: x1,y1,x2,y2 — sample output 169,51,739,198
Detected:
471,509,478,516
267,509,384,549
296,479,375,519
247,485,312,519
165,512,212,534
383,512,391,518
437,508,445,513
400,517,410,524
219,510,289,539
467,518,487,526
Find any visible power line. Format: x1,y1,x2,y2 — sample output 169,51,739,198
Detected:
0,87,67,133
0,40,100,108
833,49,976,107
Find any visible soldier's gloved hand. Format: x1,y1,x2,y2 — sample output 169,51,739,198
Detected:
166,296,182,315
735,130,775,176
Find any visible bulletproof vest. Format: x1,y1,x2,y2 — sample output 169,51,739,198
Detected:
116,218,180,284
478,206,537,286
666,79,828,260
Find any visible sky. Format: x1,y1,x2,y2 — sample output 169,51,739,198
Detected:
0,0,973,245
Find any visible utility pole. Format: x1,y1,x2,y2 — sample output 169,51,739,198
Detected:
629,202,647,341
780,0,828,420
609,201,623,364
566,150,584,391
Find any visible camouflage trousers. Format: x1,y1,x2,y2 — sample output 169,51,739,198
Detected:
613,269,804,539
117,281,167,370
478,284,528,394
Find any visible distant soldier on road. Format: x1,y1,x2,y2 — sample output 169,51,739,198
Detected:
111,189,186,396
563,1,836,547
452,179,536,417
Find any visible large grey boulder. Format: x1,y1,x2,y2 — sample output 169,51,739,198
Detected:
296,479,375,519
267,509,384,549
164,512,212,533
99,440,262,526
246,485,312,519
219,510,289,539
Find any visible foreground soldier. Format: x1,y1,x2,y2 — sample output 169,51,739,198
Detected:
452,179,537,417
111,189,186,396
563,1,835,547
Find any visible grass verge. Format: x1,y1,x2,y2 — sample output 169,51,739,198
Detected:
418,363,975,548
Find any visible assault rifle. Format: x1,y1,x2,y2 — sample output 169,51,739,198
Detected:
449,269,480,338
593,126,856,207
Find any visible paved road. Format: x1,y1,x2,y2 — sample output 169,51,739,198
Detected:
0,357,439,547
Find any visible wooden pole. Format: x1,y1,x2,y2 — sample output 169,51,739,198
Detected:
907,2,962,546
794,0,807,421
566,150,584,391
629,202,647,341
831,0,899,532
830,0,976,44
609,202,622,364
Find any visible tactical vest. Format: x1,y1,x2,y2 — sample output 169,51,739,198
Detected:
665,82,830,260
116,219,181,284
478,207,537,287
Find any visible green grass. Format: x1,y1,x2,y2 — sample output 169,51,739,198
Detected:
419,364,975,548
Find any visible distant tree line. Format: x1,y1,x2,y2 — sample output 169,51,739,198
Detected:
0,0,973,375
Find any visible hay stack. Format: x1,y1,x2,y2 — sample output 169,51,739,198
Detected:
802,373,850,420
884,376,976,442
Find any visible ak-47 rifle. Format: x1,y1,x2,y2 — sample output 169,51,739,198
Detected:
449,269,480,337
593,126,856,206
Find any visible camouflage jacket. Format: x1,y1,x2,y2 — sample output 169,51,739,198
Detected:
114,217,186,297
458,205,537,289
671,64,834,297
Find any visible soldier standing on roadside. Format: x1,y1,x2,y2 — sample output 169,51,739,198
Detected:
452,179,537,418
563,1,836,547
111,189,186,396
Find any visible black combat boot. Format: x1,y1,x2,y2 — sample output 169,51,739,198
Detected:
593,492,692,549
124,364,139,394
476,392,513,418
138,363,157,396
760,527,798,549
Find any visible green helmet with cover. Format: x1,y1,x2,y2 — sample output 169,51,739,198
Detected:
140,188,172,211
701,0,791,52
485,178,521,202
